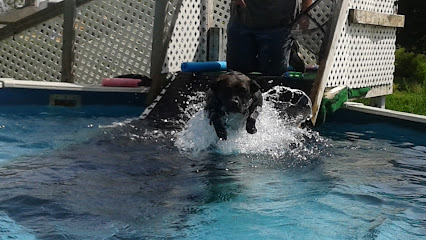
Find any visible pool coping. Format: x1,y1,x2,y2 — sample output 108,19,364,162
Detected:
344,102,426,124
0,78,149,93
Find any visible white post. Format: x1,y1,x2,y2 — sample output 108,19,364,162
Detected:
370,96,386,109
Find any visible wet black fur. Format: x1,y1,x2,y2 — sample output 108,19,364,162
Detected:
205,71,263,140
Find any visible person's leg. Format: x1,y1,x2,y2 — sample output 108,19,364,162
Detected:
226,21,258,74
256,27,292,76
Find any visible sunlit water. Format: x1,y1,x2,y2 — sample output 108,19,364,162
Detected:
0,96,425,239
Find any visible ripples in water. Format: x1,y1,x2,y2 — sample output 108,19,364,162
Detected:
0,102,425,239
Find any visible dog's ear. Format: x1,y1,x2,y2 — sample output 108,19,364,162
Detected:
250,79,261,94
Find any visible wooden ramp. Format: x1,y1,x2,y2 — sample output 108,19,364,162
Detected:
140,72,313,130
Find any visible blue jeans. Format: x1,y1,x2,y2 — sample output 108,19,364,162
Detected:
226,21,292,76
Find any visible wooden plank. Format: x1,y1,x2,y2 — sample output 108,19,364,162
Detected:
349,9,405,28
207,27,225,61
344,102,426,124
0,6,39,24
0,0,92,41
364,84,392,98
0,78,149,93
324,86,347,100
309,0,350,126
61,0,76,83
147,0,184,105
206,0,214,29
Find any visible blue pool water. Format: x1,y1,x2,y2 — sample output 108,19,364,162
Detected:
0,105,425,239
0,106,143,164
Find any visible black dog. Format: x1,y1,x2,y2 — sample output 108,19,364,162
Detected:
205,71,263,140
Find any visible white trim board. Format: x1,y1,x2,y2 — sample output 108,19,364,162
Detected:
0,78,149,93
344,102,426,124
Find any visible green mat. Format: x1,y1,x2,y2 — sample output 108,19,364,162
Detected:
317,87,370,124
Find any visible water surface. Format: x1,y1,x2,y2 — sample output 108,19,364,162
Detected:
0,104,425,239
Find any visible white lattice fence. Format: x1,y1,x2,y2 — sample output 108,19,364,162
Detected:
0,0,10,14
163,0,209,73
0,16,64,82
0,0,398,95
291,0,332,65
74,0,155,84
326,0,397,92
0,0,333,83
211,0,230,53
212,0,229,28
0,0,157,84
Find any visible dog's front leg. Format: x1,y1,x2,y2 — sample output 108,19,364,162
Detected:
205,91,228,140
210,112,227,140
246,110,259,134
246,93,263,134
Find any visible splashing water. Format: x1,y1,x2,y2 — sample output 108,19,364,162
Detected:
175,86,325,159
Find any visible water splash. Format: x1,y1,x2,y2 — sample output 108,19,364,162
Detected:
175,86,325,159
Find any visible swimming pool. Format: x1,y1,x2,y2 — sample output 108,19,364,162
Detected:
0,105,144,165
0,104,425,239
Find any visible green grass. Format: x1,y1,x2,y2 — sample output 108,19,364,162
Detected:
389,49,426,116
355,83,426,116
386,86,426,116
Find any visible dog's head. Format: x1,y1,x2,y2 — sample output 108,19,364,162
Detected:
209,71,261,114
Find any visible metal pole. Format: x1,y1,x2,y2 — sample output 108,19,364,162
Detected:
61,0,76,83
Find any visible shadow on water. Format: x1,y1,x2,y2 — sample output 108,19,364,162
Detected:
0,89,425,239
0,103,331,239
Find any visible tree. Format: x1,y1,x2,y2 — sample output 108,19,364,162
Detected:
397,0,426,54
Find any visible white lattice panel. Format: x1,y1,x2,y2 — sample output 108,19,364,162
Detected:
291,0,331,65
163,0,209,73
2,0,25,9
298,45,318,65
0,0,398,95
165,0,183,32
74,0,155,84
210,0,230,58
0,16,64,82
326,0,396,90
212,0,229,28
0,0,156,84
0,0,11,14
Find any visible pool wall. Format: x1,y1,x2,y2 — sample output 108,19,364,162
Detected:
0,78,148,107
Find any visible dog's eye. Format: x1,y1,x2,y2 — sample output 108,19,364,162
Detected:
238,87,249,95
